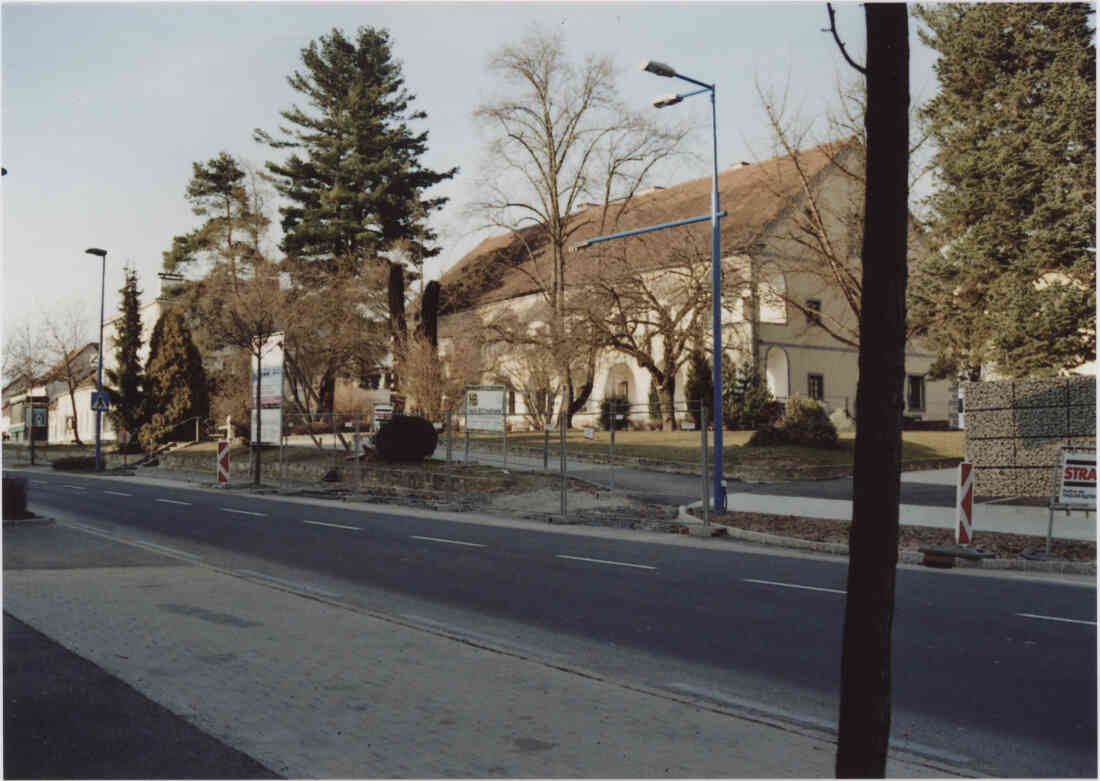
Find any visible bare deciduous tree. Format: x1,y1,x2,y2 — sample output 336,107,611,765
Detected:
472,27,688,427
42,302,95,445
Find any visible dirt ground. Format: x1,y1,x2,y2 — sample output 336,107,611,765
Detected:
692,509,1096,561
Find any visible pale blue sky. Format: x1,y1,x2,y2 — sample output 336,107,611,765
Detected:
1,1,941,343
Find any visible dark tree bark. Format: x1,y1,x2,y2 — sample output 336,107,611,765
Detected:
421,280,440,348
835,4,909,778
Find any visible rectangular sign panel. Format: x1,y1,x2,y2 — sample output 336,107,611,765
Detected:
464,385,506,432
1058,448,1096,507
251,333,285,407
250,406,282,446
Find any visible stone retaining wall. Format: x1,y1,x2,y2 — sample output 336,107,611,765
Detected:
963,376,1096,496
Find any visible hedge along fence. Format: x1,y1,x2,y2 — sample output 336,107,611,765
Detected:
963,376,1096,497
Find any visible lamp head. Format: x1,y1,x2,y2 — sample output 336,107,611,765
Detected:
641,60,677,78
652,94,683,109
85,247,107,257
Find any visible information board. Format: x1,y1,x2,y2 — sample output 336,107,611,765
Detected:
464,385,506,432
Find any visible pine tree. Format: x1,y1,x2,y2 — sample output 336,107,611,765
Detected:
911,3,1096,378
105,268,146,450
254,26,457,273
684,351,713,429
139,310,209,450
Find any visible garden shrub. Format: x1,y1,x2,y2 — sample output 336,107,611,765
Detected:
748,395,839,448
599,397,630,431
722,360,776,430
374,415,439,462
684,351,713,429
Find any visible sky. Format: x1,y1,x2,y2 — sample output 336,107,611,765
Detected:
1,1,943,350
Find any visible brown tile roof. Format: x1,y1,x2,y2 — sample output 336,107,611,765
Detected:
440,139,853,313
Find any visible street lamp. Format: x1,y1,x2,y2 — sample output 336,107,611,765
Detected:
85,247,107,473
642,59,726,512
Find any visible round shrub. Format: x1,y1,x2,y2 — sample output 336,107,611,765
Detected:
374,415,439,462
747,396,838,448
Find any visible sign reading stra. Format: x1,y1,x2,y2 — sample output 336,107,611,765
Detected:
1057,448,1097,507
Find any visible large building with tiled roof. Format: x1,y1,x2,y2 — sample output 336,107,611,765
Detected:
439,139,951,430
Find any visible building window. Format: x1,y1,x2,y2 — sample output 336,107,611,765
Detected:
907,375,926,411
805,299,822,326
508,389,516,415
617,380,629,400
808,373,825,401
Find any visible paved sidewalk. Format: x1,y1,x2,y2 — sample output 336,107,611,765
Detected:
4,535,960,778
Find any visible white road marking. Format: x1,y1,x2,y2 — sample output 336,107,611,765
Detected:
555,554,656,571
1016,612,1096,627
64,484,87,490
155,498,191,506
129,540,203,562
743,578,846,595
411,535,486,548
31,480,48,485
221,507,267,517
104,490,132,497
304,520,360,531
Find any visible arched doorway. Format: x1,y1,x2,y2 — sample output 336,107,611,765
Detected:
765,347,789,400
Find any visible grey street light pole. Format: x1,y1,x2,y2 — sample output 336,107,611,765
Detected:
643,60,726,511
85,247,107,473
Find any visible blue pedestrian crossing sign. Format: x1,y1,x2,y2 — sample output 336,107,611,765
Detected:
90,390,111,412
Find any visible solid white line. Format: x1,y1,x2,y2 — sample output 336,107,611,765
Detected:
555,554,656,571
1016,612,1097,626
155,498,191,506
221,507,267,517
235,569,341,599
304,520,360,531
31,480,48,485
104,490,132,497
743,578,846,595
410,535,486,548
129,540,203,562
64,484,87,490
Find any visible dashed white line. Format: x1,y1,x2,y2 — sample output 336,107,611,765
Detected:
555,554,656,571
104,490,132,497
155,498,191,506
1016,612,1096,626
221,507,267,517
743,578,846,595
64,484,87,490
304,520,360,531
410,535,487,548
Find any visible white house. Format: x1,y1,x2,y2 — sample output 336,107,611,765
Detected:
438,139,951,430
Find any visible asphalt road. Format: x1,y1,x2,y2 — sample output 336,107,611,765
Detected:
18,469,1098,777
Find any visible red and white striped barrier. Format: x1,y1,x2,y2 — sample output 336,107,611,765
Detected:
956,461,973,545
217,441,230,484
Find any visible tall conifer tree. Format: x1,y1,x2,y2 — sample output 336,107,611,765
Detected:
911,3,1096,378
105,268,146,447
254,26,457,274
139,310,209,450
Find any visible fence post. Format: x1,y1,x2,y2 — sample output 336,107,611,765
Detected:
701,400,710,527
355,412,362,491
560,409,567,522
609,400,616,492
446,407,453,465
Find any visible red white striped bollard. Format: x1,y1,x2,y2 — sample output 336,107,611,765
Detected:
956,461,974,545
217,441,230,484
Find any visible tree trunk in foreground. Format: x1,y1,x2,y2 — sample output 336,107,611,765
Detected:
835,4,910,778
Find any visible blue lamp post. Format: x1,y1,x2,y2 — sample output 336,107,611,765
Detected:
643,60,726,511
85,247,107,473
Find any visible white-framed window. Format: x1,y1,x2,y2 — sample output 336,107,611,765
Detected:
808,373,825,401
805,299,822,326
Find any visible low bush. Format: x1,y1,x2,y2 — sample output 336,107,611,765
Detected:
374,415,439,462
599,398,630,431
51,456,97,471
748,396,839,448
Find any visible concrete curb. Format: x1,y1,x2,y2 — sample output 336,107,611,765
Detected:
676,503,1096,575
